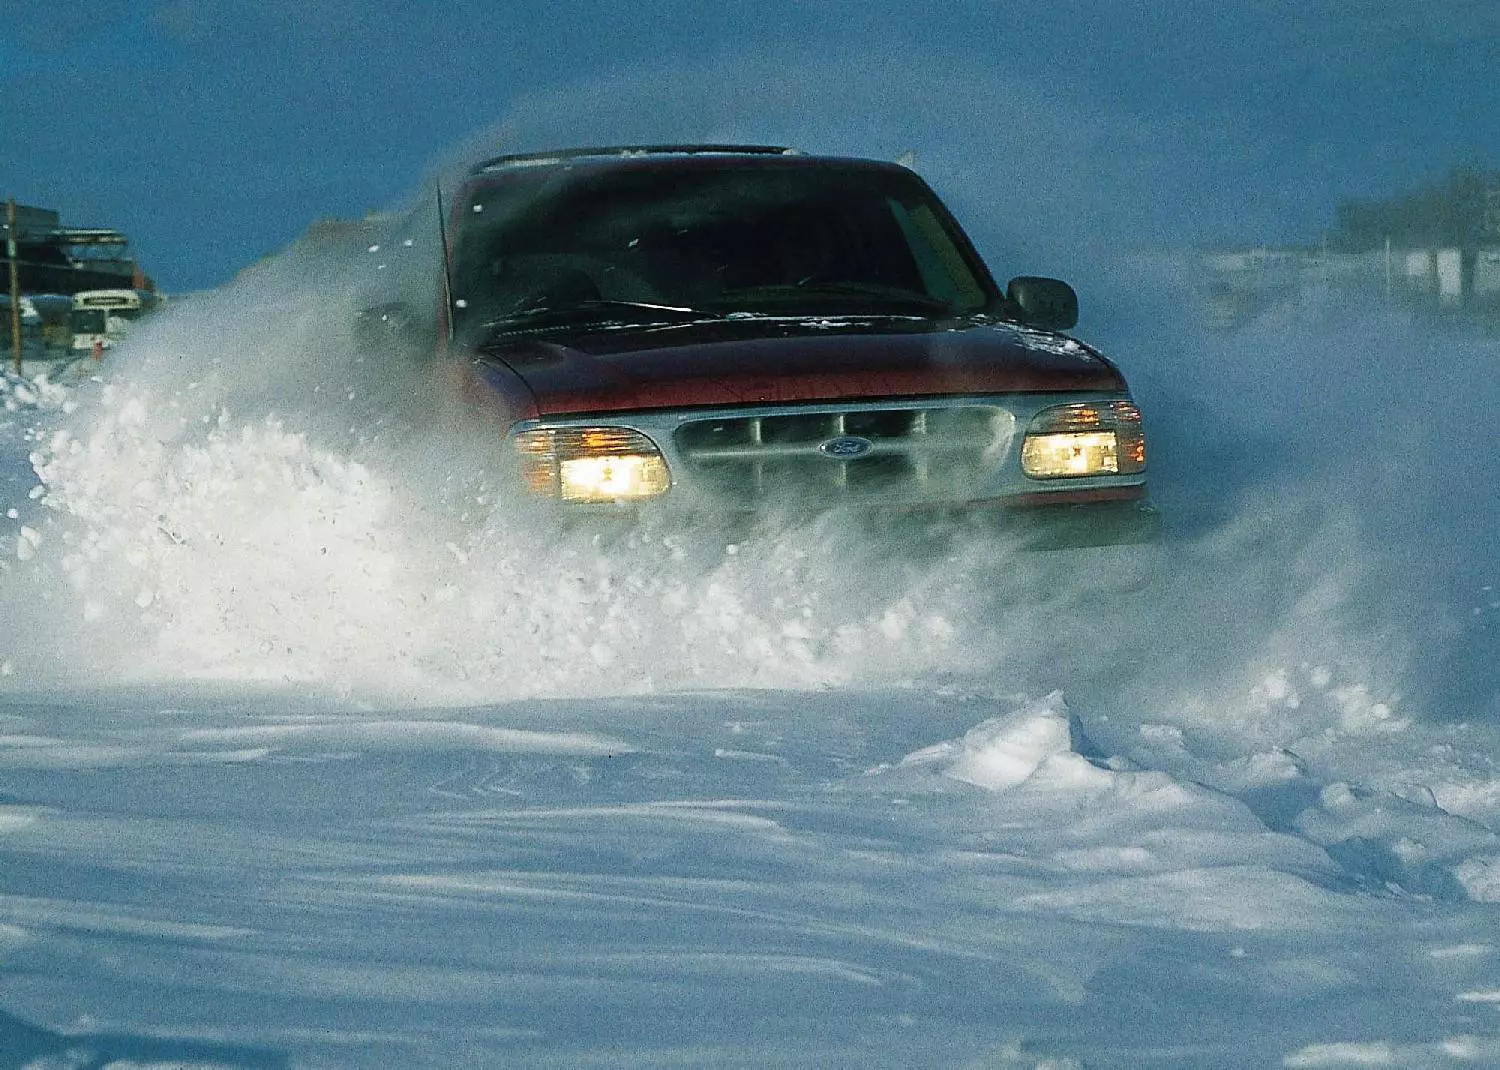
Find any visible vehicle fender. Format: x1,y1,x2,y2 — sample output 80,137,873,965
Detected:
436,353,539,425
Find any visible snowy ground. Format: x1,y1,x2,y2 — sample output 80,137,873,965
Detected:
1,240,1499,1068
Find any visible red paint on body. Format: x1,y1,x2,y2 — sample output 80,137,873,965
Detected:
473,320,1123,418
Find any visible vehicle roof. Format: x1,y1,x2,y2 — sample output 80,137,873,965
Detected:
462,145,915,188
470,144,798,171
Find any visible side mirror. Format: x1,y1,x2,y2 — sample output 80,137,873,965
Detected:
1006,276,1079,332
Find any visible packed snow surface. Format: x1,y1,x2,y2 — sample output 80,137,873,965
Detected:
1,221,1499,1068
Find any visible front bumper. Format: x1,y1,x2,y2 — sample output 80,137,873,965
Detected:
525,489,1162,554
991,497,1162,551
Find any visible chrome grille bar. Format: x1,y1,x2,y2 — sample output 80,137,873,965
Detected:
674,402,1009,504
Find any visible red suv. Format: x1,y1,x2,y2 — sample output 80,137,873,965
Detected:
410,145,1157,548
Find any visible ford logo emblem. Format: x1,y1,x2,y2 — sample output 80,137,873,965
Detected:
818,435,874,459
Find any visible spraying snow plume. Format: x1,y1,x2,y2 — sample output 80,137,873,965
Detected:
0,219,1083,699
0,65,1494,737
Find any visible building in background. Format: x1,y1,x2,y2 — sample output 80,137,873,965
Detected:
3,202,154,295
5,202,159,374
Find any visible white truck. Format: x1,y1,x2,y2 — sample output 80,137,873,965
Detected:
70,288,151,355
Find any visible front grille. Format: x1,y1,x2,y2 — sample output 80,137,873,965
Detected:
674,404,1010,504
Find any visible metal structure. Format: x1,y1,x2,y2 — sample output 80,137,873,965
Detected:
7,200,19,373
0,203,138,296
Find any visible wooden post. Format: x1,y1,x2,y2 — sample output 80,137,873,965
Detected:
7,199,21,376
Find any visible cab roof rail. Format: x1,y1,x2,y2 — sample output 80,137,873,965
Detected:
470,144,800,174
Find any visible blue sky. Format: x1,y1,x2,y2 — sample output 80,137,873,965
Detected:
3,0,1498,292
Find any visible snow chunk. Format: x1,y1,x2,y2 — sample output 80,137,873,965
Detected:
15,525,40,562
1329,682,1407,734
1,369,74,413
1251,668,1302,710
1211,748,1308,793
899,690,1074,791
1454,855,1500,902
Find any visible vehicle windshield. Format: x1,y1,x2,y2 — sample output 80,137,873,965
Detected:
71,309,108,333
451,162,994,333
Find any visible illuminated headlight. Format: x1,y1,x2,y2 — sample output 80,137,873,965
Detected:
1021,400,1146,479
513,426,671,502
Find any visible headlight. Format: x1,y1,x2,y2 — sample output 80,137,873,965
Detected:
1021,400,1146,479
513,426,672,502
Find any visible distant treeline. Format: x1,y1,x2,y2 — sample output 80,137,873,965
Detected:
1331,166,1500,252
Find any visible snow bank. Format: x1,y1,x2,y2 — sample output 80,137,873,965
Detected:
863,688,1500,928
1,369,78,415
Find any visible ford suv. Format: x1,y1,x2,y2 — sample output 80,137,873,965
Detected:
407,145,1158,548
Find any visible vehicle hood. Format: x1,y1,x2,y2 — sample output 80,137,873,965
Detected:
477,317,1125,416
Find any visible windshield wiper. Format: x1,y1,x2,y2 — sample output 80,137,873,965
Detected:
481,299,723,334
724,281,958,316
